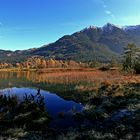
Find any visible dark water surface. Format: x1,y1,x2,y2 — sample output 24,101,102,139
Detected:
0,71,83,128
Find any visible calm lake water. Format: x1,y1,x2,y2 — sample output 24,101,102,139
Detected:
0,71,83,128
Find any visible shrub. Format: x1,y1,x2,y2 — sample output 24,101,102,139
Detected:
0,90,49,137
134,61,140,74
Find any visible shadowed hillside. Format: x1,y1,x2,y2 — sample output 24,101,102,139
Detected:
1,23,140,63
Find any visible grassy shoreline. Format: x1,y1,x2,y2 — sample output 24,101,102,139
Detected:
0,67,97,72
0,69,140,139
0,82,140,139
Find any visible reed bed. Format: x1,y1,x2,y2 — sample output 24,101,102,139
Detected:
30,70,140,85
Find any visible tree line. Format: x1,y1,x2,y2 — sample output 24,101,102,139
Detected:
0,44,140,73
0,57,88,69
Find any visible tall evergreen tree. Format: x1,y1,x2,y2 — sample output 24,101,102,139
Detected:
123,43,140,73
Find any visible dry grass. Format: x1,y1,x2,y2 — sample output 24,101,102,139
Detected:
26,69,140,87
0,68,140,87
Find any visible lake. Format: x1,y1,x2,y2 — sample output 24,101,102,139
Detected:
0,71,84,128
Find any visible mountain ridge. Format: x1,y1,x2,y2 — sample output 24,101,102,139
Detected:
1,23,140,63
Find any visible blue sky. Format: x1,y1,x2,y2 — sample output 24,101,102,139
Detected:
0,0,140,50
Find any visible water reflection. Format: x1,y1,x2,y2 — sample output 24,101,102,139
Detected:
1,87,83,117
0,71,54,83
0,87,83,128
0,70,96,85
0,71,41,89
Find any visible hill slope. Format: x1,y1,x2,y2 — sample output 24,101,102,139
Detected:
1,23,140,63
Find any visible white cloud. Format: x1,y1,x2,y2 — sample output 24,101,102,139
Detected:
103,4,107,8
105,10,111,15
105,10,115,19
97,0,115,19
